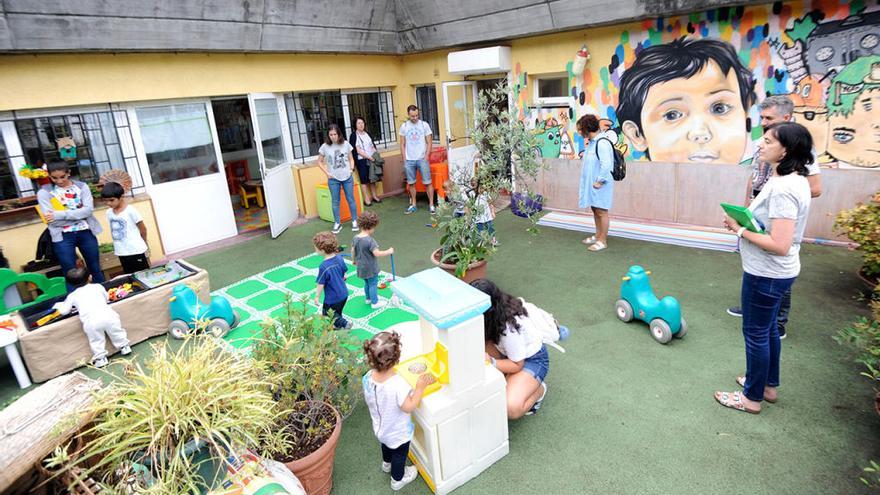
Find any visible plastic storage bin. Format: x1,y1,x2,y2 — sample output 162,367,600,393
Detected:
316,183,363,223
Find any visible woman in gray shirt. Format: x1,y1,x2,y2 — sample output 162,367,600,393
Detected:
318,124,358,234
715,122,813,414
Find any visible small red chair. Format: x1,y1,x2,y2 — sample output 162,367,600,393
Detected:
225,160,250,195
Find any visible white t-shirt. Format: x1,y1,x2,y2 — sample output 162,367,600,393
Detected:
362,371,414,448
53,283,116,328
52,184,89,232
107,205,148,256
740,173,811,279
495,315,544,362
473,193,493,224
354,131,376,158
318,141,354,181
399,120,432,161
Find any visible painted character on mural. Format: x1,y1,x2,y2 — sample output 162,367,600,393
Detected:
531,111,576,159
616,37,757,164
825,55,880,168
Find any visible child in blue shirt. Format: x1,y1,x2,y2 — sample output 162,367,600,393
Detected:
313,231,352,329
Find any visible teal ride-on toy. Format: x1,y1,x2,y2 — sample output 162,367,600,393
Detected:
167,285,239,339
615,265,687,344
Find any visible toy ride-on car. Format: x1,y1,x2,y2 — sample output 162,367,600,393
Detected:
167,285,239,339
614,265,687,344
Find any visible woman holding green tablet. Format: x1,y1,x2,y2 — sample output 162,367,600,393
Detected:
715,122,813,414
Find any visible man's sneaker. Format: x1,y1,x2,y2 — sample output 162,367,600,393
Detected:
372,300,388,310
525,382,548,416
93,357,109,368
120,345,132,355
391,465,418,491
726,307,743,317
332,222,342,234
352,221,359,232
405,205,417,215
779,326,787,340
381,461,391,473
429,205,436,214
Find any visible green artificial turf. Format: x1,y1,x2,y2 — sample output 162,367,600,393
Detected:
1,195,875,494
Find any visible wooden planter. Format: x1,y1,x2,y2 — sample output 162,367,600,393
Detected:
284,403,342,495
431,248,488,284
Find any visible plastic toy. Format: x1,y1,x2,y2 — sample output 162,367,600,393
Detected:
108,283,133,302
167,285,238,339
35,309,61,327
615,265,687,344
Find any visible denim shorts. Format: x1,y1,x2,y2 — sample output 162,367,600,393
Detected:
521,345,549,383
404,159,432,185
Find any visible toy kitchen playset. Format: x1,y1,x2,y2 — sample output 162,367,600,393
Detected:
391,268,508,495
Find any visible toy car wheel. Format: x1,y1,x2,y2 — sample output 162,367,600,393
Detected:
231,311,240,328
615,299,634,322
674,318,688,339
207,318,230,338
168,320,190,340
649,319,673,344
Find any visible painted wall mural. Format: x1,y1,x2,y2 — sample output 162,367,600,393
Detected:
514,0,880,168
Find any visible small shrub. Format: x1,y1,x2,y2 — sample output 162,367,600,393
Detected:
835,192,880,278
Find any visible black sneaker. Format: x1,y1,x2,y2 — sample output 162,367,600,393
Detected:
779,326,787,339
525,382,547,416
726,307,743,317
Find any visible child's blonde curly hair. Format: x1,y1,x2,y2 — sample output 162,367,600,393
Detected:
363,331,402,372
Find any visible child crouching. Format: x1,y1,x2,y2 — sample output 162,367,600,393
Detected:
362,332,434,491
53,267,130,367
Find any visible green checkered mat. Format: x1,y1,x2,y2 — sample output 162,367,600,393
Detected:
211,253,419,351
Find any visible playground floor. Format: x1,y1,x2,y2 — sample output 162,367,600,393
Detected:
1,195,876,494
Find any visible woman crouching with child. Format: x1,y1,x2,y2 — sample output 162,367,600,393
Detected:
471,279,569,419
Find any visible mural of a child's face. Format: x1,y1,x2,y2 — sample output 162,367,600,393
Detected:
828,87,880,168
622,61,748,164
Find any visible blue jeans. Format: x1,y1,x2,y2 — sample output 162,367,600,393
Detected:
740,272,796,401
54,230,105,292
363,275,379,305
404,159,431,185
777,287,791,332
476,220,495,235
328,176,357,224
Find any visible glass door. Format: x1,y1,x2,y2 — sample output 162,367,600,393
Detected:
247,93,298,238
442,81,479,182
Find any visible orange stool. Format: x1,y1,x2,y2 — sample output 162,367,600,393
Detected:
407,161,448,199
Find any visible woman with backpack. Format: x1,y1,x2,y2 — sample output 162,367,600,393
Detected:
470,278,569,419
577,114,615,252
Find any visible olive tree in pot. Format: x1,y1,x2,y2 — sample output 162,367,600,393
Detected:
253,297,367,495
432,82,544,280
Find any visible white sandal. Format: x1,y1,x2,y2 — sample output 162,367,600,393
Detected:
588,241,607,252
581,235,597,245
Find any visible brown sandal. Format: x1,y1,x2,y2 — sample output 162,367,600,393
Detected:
714,391,761,414
736,376,777,403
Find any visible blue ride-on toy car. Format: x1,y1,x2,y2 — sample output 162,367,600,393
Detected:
167,285,239,339
615,265,687,344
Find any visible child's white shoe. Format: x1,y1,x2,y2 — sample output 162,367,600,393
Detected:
120,345,132,355
93,357,109,368
391,465,418,491
371,300,387,310
381,461,391,473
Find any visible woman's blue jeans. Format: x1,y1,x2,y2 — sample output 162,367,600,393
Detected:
328,176,357,224
740,271,796,401
54,230,105,292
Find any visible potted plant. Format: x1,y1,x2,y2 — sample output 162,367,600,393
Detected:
835,191,880,287
252,297,367,495
45,337,284,493
431,82,544,280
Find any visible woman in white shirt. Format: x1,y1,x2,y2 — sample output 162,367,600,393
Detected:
715,122,813,414
471,278,550,419
349,116,382,206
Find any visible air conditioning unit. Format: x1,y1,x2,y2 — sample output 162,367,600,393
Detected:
447,46,512,76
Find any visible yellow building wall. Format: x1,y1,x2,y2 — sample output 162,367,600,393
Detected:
2,197,165,271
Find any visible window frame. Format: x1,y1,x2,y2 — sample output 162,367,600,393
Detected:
284,91,347,163
415,85,441,144
342,87,397,148
533,73,571,106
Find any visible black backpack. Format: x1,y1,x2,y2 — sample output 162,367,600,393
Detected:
595,137,626,181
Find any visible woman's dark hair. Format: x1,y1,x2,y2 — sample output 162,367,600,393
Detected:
325,124,345,145
470,279,528,344
764,122,813,177
576,114,600,136
100,181,125,199
47,162,70,174
354,116,367,129
64,267,90,288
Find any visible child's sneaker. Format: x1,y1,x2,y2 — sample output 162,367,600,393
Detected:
344,319,353,330
525,382,547,416
391,465,418,491
352,221,359,232
381,461,391,473
332,223,342,234
405,205,417,215
557,325,570,341
120,345,132,355
93,357,109,368
371,300,387,310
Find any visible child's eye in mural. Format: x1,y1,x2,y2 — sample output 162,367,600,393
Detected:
832,127,855,144
616,37,756,165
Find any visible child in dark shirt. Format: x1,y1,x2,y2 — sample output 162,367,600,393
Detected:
313,231,352,329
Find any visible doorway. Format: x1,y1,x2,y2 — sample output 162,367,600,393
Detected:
211,97,269,233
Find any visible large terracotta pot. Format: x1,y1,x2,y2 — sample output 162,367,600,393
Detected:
284,403,342,495
431,248,488,284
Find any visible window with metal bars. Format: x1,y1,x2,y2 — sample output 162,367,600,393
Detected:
284,91,346,161
415,86,440,142
14,111,130,185
0,133,16,201
344,90,396,145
